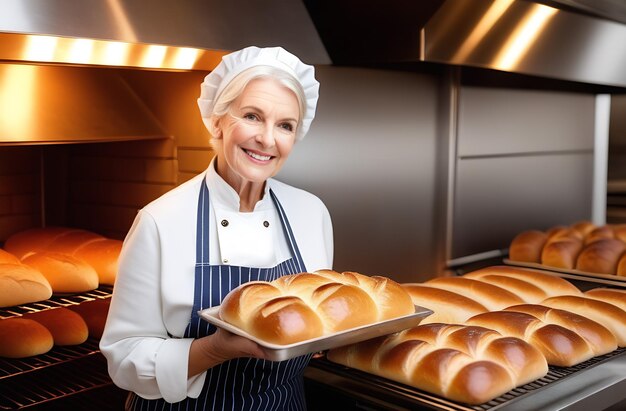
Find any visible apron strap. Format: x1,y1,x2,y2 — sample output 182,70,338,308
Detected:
195,177,211,264
269,188,306,273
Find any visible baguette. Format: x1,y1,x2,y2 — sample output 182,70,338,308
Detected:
0,263,52,307
421,277,524,311
327,323,548,405
4,227,79,259
22,252,99,293
583,288,626,312
219,270,415,345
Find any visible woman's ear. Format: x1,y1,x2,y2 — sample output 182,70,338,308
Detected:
211,116,223,139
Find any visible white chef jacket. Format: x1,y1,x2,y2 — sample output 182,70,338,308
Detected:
99,160,334,403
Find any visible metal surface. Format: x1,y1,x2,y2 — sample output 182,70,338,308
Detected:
306,349,626,410
422,0,626,88
0,63,169,145
503,259,626,287
0,0,330,68
199,305,433,362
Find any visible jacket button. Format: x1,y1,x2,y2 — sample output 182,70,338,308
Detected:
221,219,229,227
263,221,269,227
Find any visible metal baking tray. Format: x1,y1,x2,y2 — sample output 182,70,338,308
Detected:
198,305,433,362
503,259,626,287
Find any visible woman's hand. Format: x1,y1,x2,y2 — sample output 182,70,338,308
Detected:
188,328,266,377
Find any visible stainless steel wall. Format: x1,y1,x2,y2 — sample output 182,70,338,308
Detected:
278,66,441,283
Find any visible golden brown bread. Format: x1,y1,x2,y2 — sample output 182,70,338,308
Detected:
0,318,54,358
540,295,626,346
402,284,487,324
575,239,626,274
421,277,524,311
613,224,626,243
541,239,583,269
26,307,89,346
44,230,104,254
467,305,616,366
546,227,583,243
22,252,99,293
0,249,19,264
583,288,626,311
73,239,122,285
4,227,79,259
571,221,596,238
327,323,548,405
0,263,53,307
509,230,548,263
584,225,615,245
219,270,415,345
618,254,626,277
463,266,581,302
68,299,111,339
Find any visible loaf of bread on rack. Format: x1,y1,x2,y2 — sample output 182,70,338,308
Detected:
467,305,616,366
0,249,19,264
0,318,54,358
22,252,99,293
4,227,79,259
571,221,596,238
583,288,626,312
26,307,89,346
0,263,53,307
509,230,548,263
420,277,524,311
584,226,615,245
575,239,625,274
463,266,581,303
68,298,111,339
219,270,415,345
541,239,583,269
327,323,548,405
73,239,122,285
540,295,626,346
44,229,104,254
402,284,487,324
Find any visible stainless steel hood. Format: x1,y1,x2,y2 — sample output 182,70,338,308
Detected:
421,0,626,88
0,0,330,145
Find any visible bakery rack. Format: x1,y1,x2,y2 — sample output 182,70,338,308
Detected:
0,287,127,410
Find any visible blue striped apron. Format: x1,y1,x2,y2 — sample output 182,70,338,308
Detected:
126,180,311,410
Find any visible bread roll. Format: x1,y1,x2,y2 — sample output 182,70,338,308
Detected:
402,284,487,324
421,277,524,311
219,270,415,345
540,295,626,346
26,307,89,345
584,226,616,245
509,230,548,263
468,305,616,366
22,252,99,293
0,263,53,307
73,239,123,285
0,249,19,264
613,224,626,243
464,266,581,301
541,239,583,270
327,323,548,405
575,239,626,274
68,298,111,339
584,288,626,311
571,220,596,238
45,230,104,254
546,227,582,243
4,227,79,259
0,318,54,358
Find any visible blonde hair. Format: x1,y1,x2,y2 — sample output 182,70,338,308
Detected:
207,65,306,142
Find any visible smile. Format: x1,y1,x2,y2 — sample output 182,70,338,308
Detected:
244,149,272,161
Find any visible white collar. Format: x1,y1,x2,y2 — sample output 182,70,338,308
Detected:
205,157,274,212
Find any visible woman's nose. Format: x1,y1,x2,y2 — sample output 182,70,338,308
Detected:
255,124,275,147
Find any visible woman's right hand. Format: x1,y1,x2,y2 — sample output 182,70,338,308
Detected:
188,328,266,377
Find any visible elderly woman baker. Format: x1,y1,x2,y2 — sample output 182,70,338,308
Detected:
100,46,333,410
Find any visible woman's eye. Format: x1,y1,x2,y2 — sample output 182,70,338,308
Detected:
243,113,258,121
279,123,294,132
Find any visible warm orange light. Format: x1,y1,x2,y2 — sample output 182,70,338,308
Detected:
0,65,37,139
452,0,515,63
142,45,167,68
24,35,58,62
172,47,200,70
68,38,95,64
494,4,558,70
101,41,131,66
106,0,138,42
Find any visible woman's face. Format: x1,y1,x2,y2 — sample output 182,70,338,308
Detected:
214,78,300,189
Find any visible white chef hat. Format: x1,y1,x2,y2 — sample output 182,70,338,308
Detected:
197,46,320,140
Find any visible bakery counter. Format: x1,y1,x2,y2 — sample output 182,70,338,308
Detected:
304,349,626,411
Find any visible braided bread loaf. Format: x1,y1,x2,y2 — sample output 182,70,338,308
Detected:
327,323,548,405
219,270,415,345
466,305,617,366
509,223,626,275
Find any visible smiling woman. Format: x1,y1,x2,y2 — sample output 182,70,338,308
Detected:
99,46,334,410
